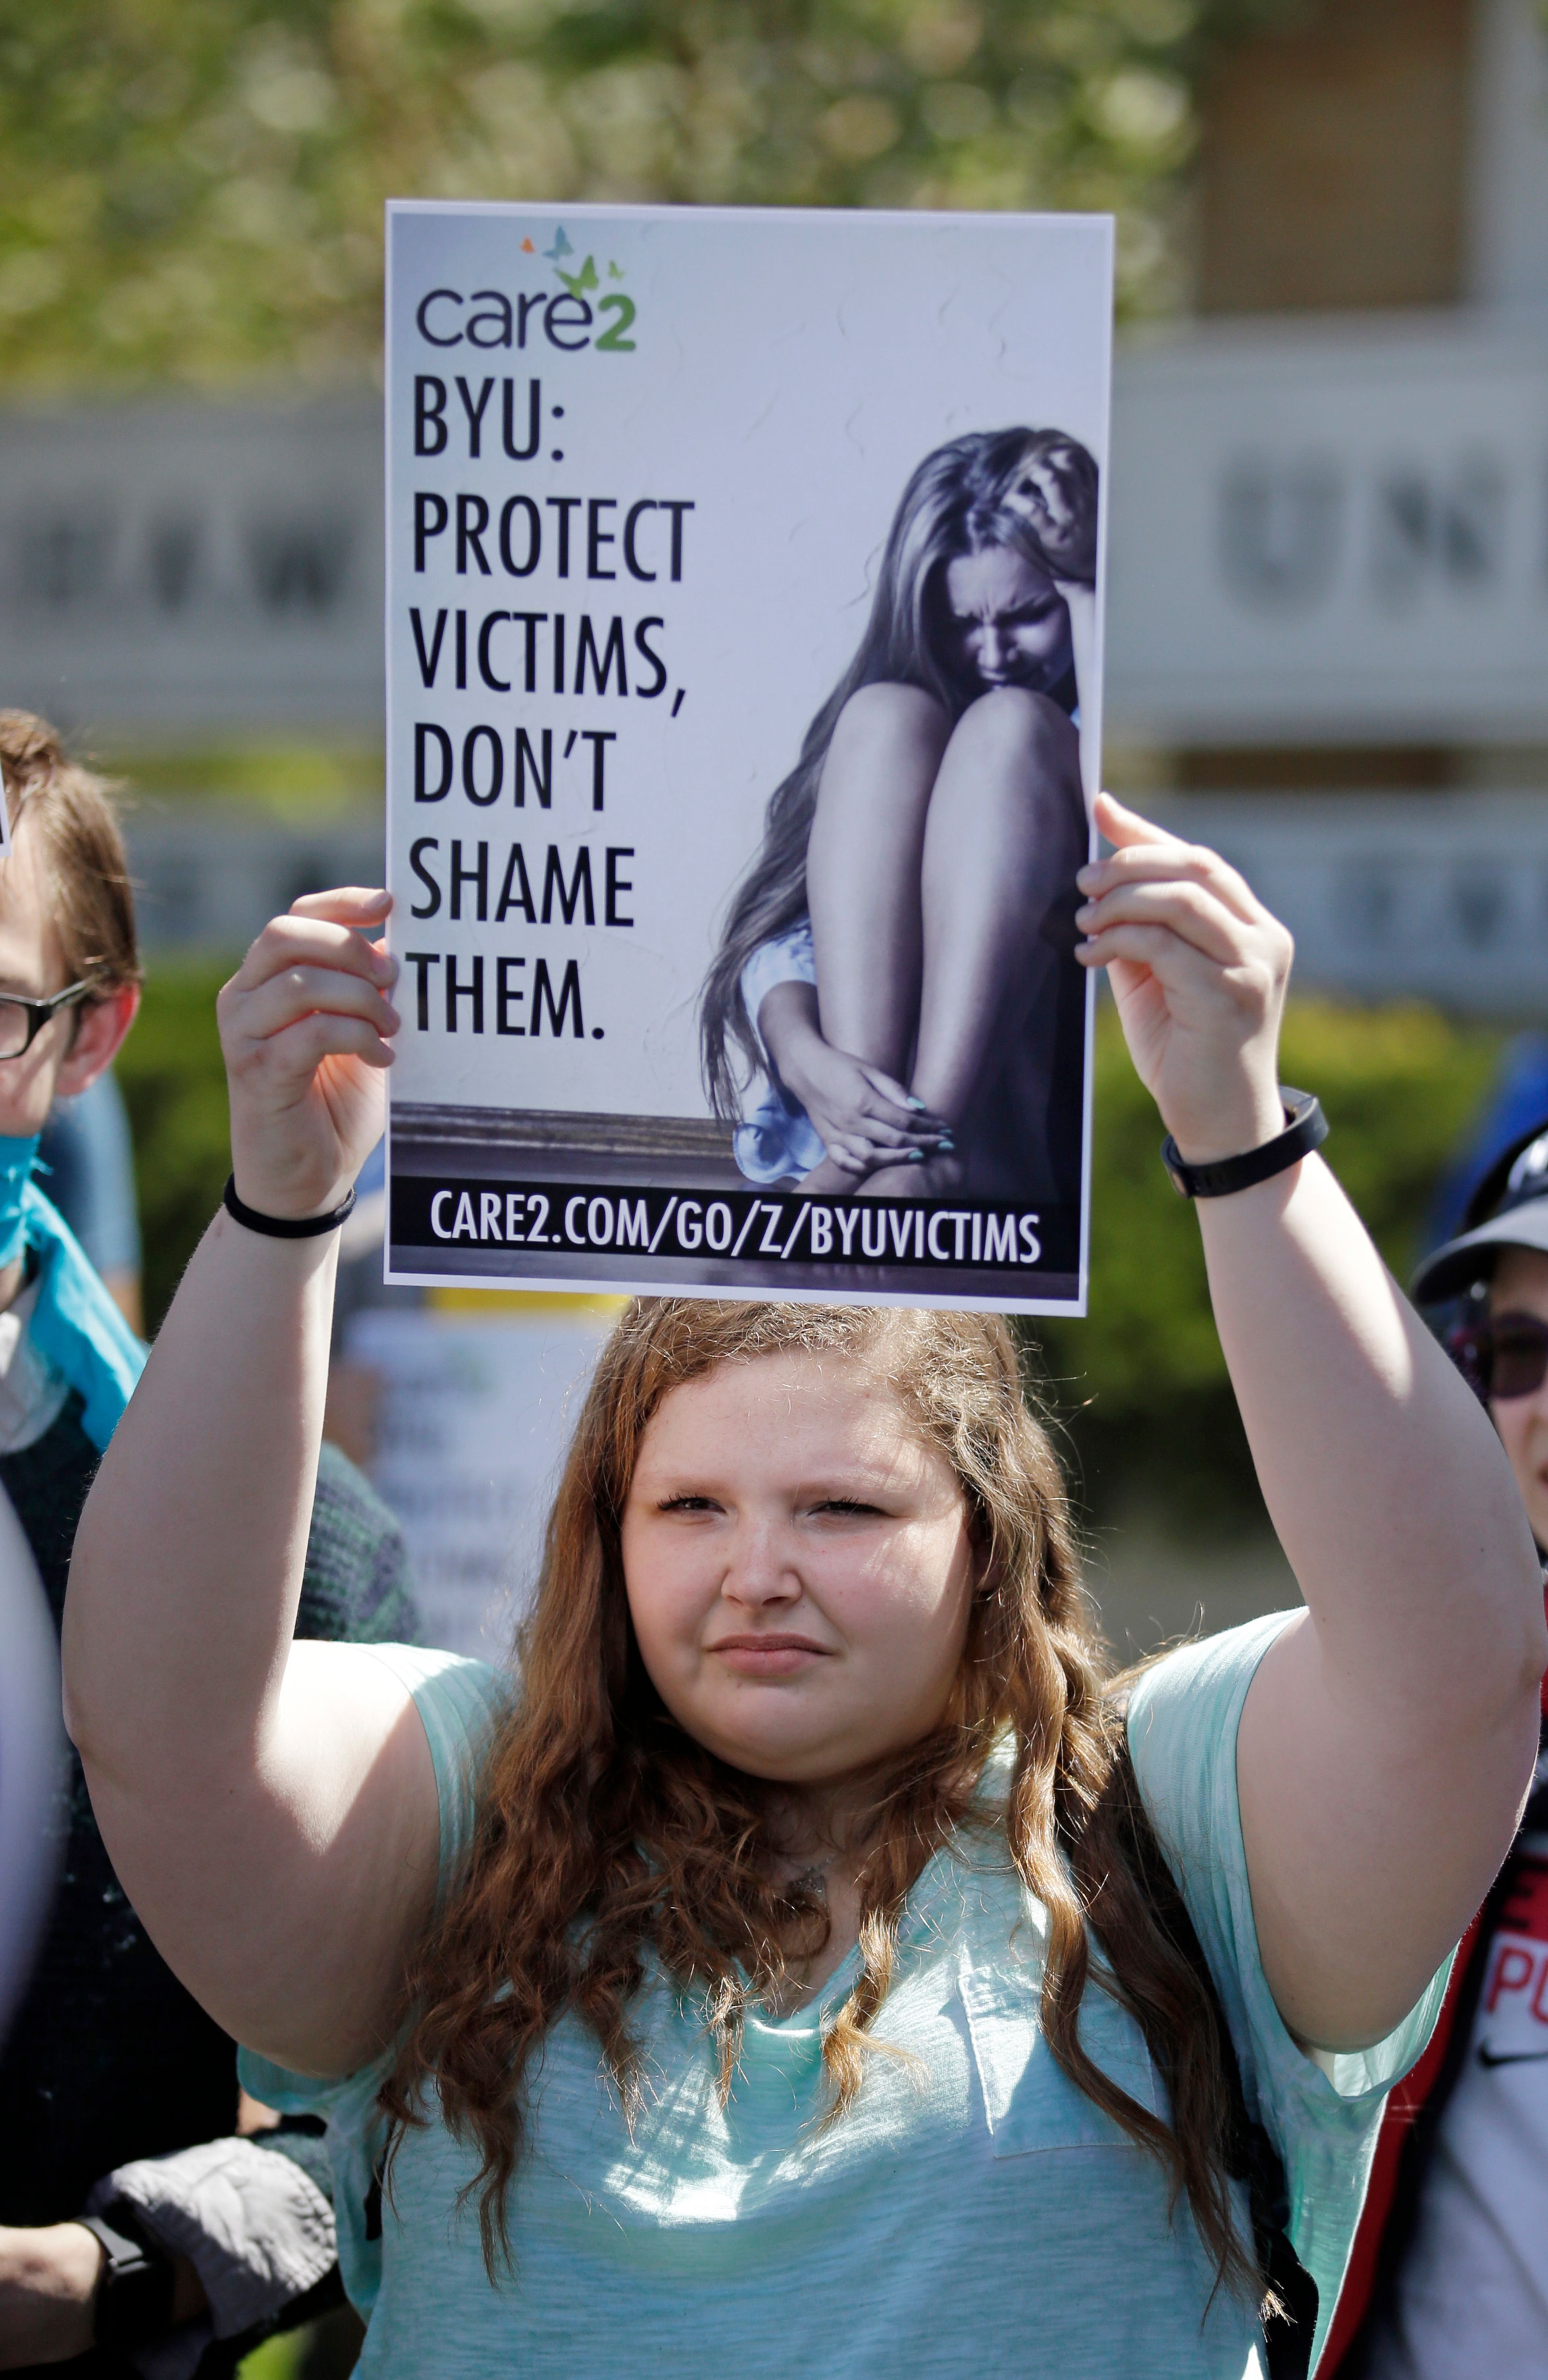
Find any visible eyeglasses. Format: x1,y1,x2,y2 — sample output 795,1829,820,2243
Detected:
0,981,96,1062
1450,1311,1548,1403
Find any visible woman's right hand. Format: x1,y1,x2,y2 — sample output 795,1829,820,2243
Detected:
218,888,398,1220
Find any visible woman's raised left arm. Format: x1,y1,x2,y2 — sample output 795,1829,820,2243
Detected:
1077,794,1547,2052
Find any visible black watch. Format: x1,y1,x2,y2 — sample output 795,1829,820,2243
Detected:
1161,1088,1328,1199
80,2211,177,2357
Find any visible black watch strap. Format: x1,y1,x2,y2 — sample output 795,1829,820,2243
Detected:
79,2211,177,2356
1161,1088,1328,1199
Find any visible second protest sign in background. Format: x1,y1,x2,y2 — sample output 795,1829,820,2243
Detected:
385,201,1111,1312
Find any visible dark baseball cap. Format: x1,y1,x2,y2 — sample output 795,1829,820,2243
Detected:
1411,1118,1548,1305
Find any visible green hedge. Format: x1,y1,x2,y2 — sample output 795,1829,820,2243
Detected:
116,972,1504,1527
1030,998,1504,1531
117,963,233,1335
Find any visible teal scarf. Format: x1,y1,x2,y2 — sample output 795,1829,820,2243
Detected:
0,1135,146,1451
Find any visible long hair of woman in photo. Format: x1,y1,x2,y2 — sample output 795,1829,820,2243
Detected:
383,1299,1247,2292
700,426,1097,1204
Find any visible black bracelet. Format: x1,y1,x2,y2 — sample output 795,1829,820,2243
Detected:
1161,1089,1327,1199
223,1173,358,1238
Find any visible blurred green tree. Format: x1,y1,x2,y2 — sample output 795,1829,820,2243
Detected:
0,0,1296,391
115,960,1503,1517
1032,996,1504,1532
114,961,232,1333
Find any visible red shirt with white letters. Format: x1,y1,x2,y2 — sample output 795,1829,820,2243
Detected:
1359,1778,1548,2378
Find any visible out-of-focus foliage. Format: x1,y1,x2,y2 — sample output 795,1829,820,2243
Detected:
1031,995,1503,1532
0,0,1298,391
117,739,385,815
235,2307,363,2380
115,960,231,1332
116,966,1502,1525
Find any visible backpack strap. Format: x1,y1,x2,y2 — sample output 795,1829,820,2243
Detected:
1109,1734,1318,2380
1226,2085,1320,2380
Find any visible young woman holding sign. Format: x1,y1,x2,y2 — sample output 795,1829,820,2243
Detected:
64,795,1544,2378
702,426,1096,1203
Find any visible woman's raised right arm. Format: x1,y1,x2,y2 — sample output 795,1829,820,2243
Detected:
63,890,440,2079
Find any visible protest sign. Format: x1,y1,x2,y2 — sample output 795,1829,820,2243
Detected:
385,201,1111,1311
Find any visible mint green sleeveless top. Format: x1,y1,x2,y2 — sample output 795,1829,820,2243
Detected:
242,1615,1450,2378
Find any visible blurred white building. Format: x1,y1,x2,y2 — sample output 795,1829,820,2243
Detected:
4,0,1548,1009
1110,0,1548,1017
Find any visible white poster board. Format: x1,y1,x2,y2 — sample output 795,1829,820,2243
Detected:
346,1303,613,1659
384,202,1112,1312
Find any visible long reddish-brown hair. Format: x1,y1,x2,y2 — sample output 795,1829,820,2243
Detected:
383,1301,1255,2302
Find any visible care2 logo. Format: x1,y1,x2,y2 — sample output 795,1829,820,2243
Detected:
415,224,637,357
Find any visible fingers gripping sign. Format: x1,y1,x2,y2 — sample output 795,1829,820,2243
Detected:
218,888,399,1224
1074,792,1293,1167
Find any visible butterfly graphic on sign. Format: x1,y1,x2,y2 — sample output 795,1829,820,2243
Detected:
534,229,635,348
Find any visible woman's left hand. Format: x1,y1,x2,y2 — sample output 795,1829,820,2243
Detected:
1074,790,1291,1164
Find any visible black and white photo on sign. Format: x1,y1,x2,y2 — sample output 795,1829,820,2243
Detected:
702,424,1096,1213
384,203,1111,1311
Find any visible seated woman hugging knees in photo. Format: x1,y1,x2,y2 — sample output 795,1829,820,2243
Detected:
62,804,1546,2378
701,426,1096,1206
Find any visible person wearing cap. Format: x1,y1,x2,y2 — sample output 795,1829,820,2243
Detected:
1321,1119,1548,2377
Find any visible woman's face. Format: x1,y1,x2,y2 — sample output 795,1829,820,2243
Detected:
1488,1245,1548,1548
620,1350,978,1791
944,545,1072,695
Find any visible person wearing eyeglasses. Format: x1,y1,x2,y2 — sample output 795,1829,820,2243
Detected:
1321,1119,1548,2378
0,713,421,2379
